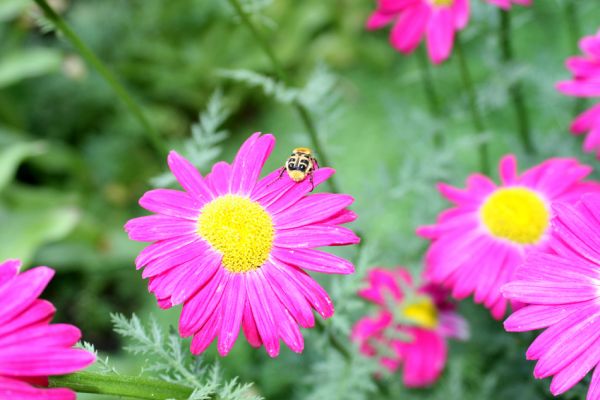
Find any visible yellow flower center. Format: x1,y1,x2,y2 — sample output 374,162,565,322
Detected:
401,297,439,329
480,187,549,245
197,195,274,274
431,0,455,6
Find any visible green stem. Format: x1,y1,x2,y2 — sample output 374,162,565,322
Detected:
315,318,353,361
32,0,166,157
226,0,339,193
564,1,586,115
49,372,195,400
454,34,489,174
499,10,534,154
416,46,443,147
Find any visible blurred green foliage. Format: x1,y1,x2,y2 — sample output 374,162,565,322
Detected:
1,0,600,399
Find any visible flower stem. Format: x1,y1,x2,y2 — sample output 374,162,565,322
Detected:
454,34,489,174
315,318,353,361
498,10,534,154
416,46,443,147
226,0,339,193
49,371,195,400
32,0,166,157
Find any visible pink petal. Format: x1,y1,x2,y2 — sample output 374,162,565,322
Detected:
587,364,600,400
190,312,220,355
272,247,355,275
452,0,469,29
167,151,214,201
246,271,280,357
134,235,198,270
426,8,455,64
389,2,430,54
242,301,262,348
0,267,54,325
549,334,600,395
502,280,599,304
0,300,55,337
206,161,231,196
273,193,354,229
0,324,81,348
499,154,518,185
0,259,20,287
139,189,201,220
275,225,360,249
229,133,275,196
0,348,95,376
366,10,395,30
217,273,246,356
124,215,196,242
0,377,75,400
504,302,589,332
141,239,211,279
169,252,222,305
179,267,228,337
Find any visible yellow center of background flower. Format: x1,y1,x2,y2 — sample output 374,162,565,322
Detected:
480,187,549,245
431,0,455,6
401,297,439,329
197,195,274,274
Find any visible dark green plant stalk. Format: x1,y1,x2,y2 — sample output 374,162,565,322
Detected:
416,46,443,147
499,10,534,154
454,34,489,174
226,0,340,194
49,372,195,400
32,0,166,157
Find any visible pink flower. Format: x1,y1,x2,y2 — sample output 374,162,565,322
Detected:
125,133,360,357
417,155,599,319
366,0,469,64
557,29,600,157
351,267,468,387
0,259,95,400
502,194,600,399
485,0,532,10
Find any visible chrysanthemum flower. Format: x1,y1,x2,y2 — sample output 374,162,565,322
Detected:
485,0,531,10
417,155,599,319
0,259,95,399
502,194,600,399
351,267,468,387
125,133,360,357
366,0,469,64
557,29,600,157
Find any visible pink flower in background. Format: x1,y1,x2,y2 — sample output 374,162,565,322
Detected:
557,29,600,157
366,0,469,64
503,194,600,399
125,133,360,357
351,267,468,387
0,259,95,399
485,0,532,10
417,155,599,319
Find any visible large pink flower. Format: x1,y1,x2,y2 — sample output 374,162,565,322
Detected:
485,0,531,10
125,133,360,357
503,194,600,399
417,155,599,319
366,0,469,64
557,29,600,157
351,267,468,387
0,259,95,399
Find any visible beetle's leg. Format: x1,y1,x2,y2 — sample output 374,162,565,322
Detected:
309,173,315,192
267,167,286,188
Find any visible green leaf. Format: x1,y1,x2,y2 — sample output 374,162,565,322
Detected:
0,49,62,89
0,205,79,265
0,141,46,192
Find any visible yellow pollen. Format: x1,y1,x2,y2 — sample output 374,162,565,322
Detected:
197,195,274,274
401,297,439,329
431,0,455,6
480,187,549,245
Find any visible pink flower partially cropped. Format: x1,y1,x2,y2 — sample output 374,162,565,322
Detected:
417,155,599,319
351,268,468,387
125,133,359,357
485,0,531,10
366,0,469,64
0,259,95,400
503,194,600,399
557,29,600,157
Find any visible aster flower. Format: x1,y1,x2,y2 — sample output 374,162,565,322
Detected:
557,29,600,157
351,267,468,387
125,132,360,357
366,0,469,64
485,0,531,10
502,194,600,399
0,259,95,399
417,154,599,319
